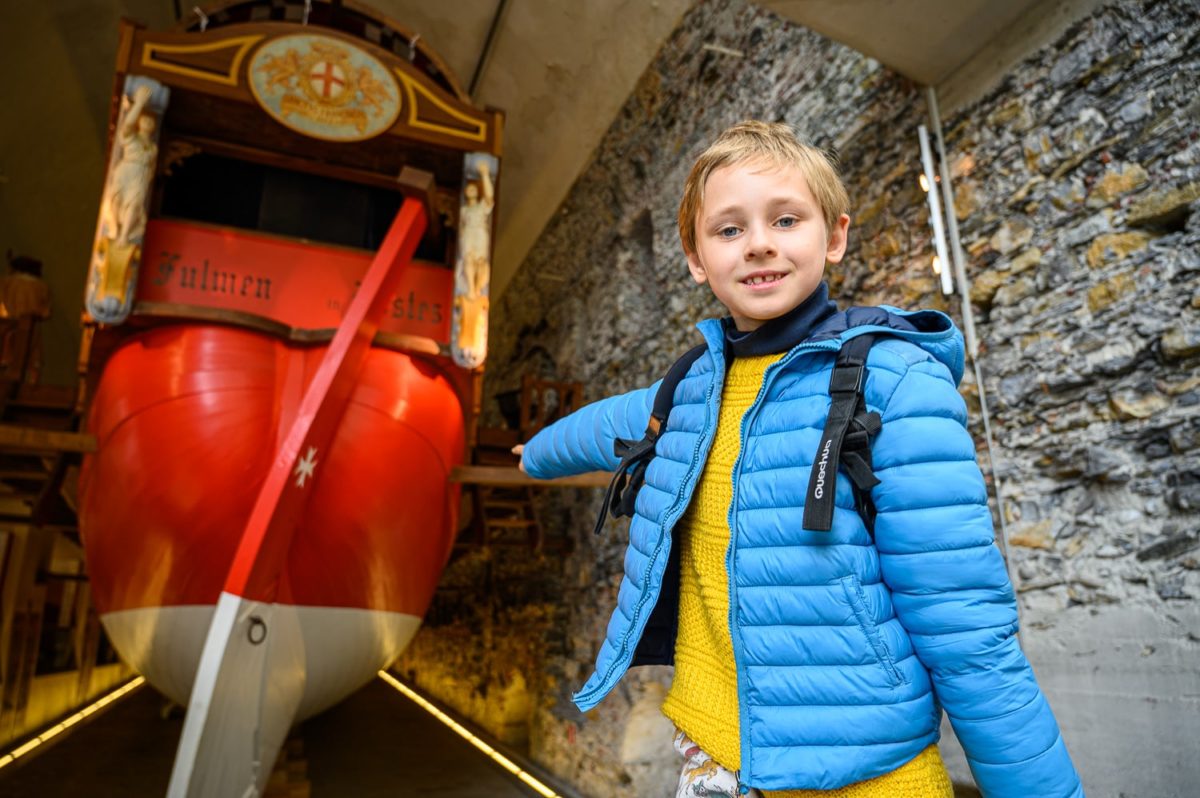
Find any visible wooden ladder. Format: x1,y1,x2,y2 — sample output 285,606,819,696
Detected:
474,484,543,552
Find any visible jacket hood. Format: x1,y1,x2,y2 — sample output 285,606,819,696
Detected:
812,304,965,385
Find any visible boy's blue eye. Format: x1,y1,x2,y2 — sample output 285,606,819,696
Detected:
776,216,797,229
718,226,740,238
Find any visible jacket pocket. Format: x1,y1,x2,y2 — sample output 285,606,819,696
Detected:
839,575,905,687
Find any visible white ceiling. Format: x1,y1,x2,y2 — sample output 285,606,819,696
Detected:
371,0,695,297
368,0,1102,297
759,0,1044,85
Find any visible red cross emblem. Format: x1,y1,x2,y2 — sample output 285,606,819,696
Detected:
308,61,346,100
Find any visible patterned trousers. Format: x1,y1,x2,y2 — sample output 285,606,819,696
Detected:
674,730,758,798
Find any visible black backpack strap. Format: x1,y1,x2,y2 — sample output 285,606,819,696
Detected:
802,334,883,534
593,343,708,535
843,404,883,534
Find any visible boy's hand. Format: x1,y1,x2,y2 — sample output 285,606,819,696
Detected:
511,444,526,473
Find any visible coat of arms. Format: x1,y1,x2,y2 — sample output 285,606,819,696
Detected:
249,35,400,142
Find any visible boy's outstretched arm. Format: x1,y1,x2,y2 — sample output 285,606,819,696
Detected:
870,358,1084,798
516,382,659,479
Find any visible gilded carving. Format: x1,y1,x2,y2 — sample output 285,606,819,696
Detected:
452,153,498,369
248,35,400,142
87,77,169,325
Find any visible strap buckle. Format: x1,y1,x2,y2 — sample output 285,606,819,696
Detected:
828,362,865,395
594,428,658,535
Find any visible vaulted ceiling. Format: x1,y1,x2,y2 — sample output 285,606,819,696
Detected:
243,0,1107,296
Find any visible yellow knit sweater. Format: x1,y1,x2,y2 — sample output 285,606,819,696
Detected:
661,353,954,797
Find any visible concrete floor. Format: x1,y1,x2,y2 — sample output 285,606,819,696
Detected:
304,679,535,798
0,685,179,797
0,679,540,797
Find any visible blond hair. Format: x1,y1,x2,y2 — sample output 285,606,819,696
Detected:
677,120,849,255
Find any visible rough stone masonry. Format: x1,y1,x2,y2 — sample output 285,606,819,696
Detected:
395,1,1200,795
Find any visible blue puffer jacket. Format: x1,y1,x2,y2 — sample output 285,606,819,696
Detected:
523,307,1083,797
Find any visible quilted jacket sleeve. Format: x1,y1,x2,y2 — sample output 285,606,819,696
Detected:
521,382,658,480
870,358,1084,798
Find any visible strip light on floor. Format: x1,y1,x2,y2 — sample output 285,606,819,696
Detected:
378,670,562,798
0,676,146,771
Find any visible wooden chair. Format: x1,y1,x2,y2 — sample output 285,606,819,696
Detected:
517,374,583,439
459,374,585,556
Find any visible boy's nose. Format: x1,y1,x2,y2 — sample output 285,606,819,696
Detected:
744,227,777,260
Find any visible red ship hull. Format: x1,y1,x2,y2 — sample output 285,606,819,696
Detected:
78,324,463,711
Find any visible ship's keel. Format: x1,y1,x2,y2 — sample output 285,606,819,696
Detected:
100,599,422,797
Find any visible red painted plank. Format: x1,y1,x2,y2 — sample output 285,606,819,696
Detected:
137,219,452,342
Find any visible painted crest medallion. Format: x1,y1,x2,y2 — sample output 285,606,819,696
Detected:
249,34,400,142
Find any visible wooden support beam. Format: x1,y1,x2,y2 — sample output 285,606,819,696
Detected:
4,382,77,408
449,465,609,488
0,470,50,482
0,426,97,454
38,570,90,582
0,512,76,532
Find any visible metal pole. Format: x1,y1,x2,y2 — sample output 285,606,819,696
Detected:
470,0,510,99
923,87,1013,571
917,126,953,295
926,87,978,358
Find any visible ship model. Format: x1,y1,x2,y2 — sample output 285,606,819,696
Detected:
75,2,502,794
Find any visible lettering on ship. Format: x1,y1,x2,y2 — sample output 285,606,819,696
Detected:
154,251,272,300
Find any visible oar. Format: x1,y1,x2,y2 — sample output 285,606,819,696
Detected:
166,199,427,798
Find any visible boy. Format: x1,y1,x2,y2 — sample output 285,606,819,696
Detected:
517,121,1083,797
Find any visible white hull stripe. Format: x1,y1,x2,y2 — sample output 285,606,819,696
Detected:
100,602,422,798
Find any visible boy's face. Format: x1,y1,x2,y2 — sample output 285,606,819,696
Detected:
686,158,849,332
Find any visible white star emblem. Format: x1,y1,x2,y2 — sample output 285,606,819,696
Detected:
294,446,318,488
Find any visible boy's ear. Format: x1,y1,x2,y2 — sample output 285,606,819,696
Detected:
825,213,851,265
686,251,708,285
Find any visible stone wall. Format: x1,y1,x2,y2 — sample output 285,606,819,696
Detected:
935,2,1200,793
395,1,1200,796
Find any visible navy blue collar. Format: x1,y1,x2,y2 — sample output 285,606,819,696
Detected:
723,282,838,357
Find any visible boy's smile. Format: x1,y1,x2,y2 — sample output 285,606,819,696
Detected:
686,158,849,331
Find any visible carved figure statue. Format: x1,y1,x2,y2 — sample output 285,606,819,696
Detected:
102,85,158,247
458,159,494,299
452,153,498,369
88,77,167,325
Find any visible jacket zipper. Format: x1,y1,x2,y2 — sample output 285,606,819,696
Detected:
578,322,949,706
726,340,839,787
577,345,721,704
